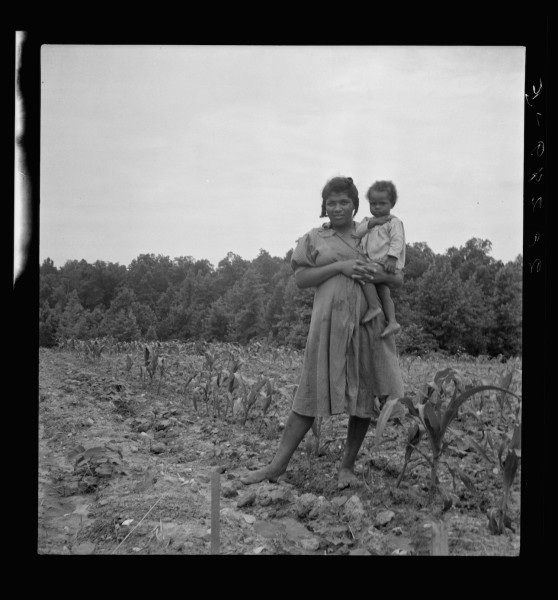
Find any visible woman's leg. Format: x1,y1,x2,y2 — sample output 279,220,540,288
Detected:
241,411,314,484
338,415,371,489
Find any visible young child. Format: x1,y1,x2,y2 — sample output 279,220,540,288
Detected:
356,180,405,338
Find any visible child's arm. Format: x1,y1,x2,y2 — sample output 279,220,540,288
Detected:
384,256,398,274
354,218,370,239
355,215,393,239
367,215,393,229
386,218,405,267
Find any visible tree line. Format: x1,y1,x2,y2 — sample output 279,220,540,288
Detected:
39,237,522,357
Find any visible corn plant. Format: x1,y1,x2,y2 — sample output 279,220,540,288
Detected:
182,372,197,411
488,422,521,534
143,345,158,380
395,422,422,488
375,367,522,504
257,379,275,433
191,351,219,416
241,376,269,426
219,352,243,420
156,356,166,395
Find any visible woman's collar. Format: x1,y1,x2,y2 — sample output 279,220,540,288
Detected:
317,221,357,237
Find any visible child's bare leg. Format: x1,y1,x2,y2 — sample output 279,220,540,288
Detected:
377,284,401,337
361,283,383,323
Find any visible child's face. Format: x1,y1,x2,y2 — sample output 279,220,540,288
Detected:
368,191,392,218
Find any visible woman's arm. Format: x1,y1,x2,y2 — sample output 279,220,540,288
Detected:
295,260,359,289
295,259,404,290
353,261,404,290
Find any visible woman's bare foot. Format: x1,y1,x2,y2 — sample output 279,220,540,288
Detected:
380,322,401,338
240,466,286,485
337,467,360,489
361,307,382,324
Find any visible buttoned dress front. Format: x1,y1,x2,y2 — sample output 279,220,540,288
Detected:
291,223,404,418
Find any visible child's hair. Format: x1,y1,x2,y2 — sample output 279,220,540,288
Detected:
320,176,359,218
366,180,398,207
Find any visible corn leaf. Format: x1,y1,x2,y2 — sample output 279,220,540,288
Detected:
407,422,421,446
373,398,401,450
144,345,151,367
488,508,502,534
503,449,519,490
400,396,419,417
403,423,421,462
453,465,477,494
498,370,513,391
433,367,462,389
83,446,107,460
463,434,494,464
510,424,521,450
67,445,86,463
423,401,441,442
440,385,521,436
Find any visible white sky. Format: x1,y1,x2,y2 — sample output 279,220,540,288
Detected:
39,45,525,269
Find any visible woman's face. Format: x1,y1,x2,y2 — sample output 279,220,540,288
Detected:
325,192,355,227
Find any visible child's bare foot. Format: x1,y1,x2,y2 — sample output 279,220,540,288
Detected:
240,466,286,485
380,322,401,338
361,307,382,324
337,468,360,489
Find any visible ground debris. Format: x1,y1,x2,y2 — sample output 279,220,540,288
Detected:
39,347,521,556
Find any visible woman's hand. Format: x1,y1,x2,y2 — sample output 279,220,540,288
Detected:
351,260,378,282
337,259,362,278
295,260,355,288
295,258,403,289
352,260,404,289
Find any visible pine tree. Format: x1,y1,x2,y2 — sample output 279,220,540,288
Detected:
57,290,88,339
100,289,141,342
205,298,230,341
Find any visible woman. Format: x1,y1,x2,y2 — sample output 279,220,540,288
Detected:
241,176,404,489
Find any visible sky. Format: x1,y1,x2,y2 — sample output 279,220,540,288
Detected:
36,44,525,270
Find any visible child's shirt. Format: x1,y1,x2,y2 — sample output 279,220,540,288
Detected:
355,215,406,270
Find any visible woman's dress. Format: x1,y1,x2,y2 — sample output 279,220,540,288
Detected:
291,224,404,418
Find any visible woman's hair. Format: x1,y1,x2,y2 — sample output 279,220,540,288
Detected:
320,176,359,218
366,180,398,206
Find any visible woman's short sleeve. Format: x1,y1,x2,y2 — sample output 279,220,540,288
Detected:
291,231,318,272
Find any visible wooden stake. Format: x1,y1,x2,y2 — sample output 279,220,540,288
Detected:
430,519,449,556
210,470,220,554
